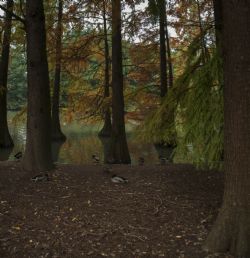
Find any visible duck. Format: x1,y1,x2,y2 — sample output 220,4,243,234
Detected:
31,173,49,182
138,156,144,166
159,156,167,165
14,151,22,160
92,154,100,163
111,174,128,183
103,165,112,174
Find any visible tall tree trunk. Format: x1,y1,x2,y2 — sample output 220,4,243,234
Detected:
99,0,112,137
159,0,167,98
0,0,14,148
108,0,131,164
22,0,53,172
165,13,173,88
213,0,223,105
196,0,208,63
213,0,223,55
204,1,250,257
51,0,66,141
165,20,176,149
157,0,176,149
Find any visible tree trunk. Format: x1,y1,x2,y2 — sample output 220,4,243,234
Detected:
213,0,223,55
165,13,173,88
0,0,14,148
108,0,131,164
159,0,167,98
196,0,208,63
204,1,250,257
99,0,112,137
156,0,176,149
51,0,66,141
22,0,53,172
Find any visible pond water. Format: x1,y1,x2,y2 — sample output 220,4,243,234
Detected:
0,119,174,165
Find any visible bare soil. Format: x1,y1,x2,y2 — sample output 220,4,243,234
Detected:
0,161,234,258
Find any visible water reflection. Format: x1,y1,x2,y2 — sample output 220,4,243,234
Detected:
7,121,175,165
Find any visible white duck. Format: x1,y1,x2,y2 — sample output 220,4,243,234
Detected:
111,174,128,183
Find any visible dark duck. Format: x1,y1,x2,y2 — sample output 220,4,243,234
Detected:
14,151,22,160
92,154,100,163
31,173,49,182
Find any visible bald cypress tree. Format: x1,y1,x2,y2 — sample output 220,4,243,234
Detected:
22,0,53,172
99,0,112,137
204,1,250,256
158,0,167,98
51,0,66,141
0,0,14,148
108,0,131,164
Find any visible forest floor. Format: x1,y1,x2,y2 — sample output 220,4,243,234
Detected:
0,161,234,258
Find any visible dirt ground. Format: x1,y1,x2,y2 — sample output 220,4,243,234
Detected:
0,161,234,258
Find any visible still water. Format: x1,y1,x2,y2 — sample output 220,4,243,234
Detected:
0,121,174,165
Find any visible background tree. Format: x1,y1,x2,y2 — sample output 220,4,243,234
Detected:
108,0,131,164
148,0,168,97
22,0,53,172
0,0,14,148
139,0,223,167
51,0,66,141
158,0,168,98
204,1,250,256
98,0,112,137
213,0,222,55
165,6,173,88
0,0,226,170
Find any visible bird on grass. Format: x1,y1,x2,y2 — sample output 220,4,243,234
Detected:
31,173,49,182
138,157,144,166
92,154,100,163
14,151,22,160
111,174,128,184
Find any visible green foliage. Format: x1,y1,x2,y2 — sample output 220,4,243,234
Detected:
138,33,224,170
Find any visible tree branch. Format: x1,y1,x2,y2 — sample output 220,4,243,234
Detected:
0,4,25,25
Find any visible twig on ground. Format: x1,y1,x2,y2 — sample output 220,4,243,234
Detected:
153,197,163,215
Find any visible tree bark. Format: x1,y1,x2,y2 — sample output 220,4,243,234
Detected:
159,0,167,98
0,0,14,148
51,0,66,141
22,0,53,172
213,0,223,55
204,1,250,256
99,0,112,137
196,0,208,63
165,13,173,88
108,0,131,164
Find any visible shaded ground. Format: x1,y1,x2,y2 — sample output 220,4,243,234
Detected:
0,162,234,258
